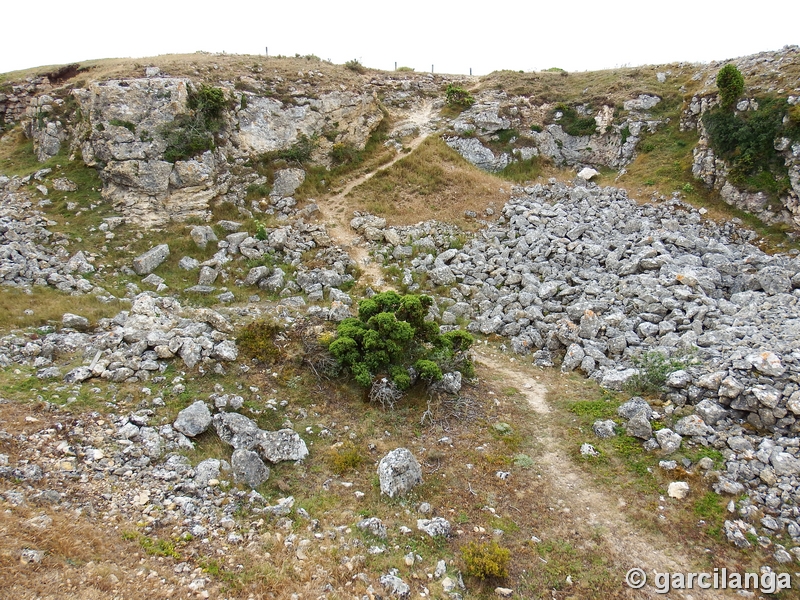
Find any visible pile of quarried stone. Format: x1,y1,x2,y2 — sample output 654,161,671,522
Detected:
0,179,107,295
0,293,239,379
371,181,800,436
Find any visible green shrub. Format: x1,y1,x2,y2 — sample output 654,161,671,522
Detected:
161,84,227,163
328,291,474,393
548,103,597,136
716,64,744,110
254,221,268,241
461,541,510,579
396,66,414,72
330,142,360,166
702,96,794,198
345,59,366,74
273,133,317,164
445,85,475,108
624,350,694,395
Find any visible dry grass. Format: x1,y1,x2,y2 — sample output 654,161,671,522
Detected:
478,64,701,107
1,52,381,93
344,136,512,229
0,286,120,334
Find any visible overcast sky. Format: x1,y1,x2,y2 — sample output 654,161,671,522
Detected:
2,1,798,76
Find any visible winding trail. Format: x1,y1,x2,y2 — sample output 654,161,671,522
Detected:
312,103,739,598
314,100,438,288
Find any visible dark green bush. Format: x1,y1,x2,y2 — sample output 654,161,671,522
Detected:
702,96,793,197
328,291,473,392
161,84,227,163
716,64,744,110
548,103,597,136
445,85,475,108
461,541,510,579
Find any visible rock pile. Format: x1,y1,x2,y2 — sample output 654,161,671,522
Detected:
0,293,239,377
371,181,799,435
0,184,109,295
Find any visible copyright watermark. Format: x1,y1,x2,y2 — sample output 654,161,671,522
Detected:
625,568,794,594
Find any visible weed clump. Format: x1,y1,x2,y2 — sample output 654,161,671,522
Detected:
328,441,365,474
445,85,475,109
345,59,366,74
624,350,695,395
461,540,510,579
236,319,281,362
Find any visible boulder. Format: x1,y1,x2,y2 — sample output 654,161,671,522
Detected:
173,401,212,437
417,517,451,538
62,313,89,332
356,517,387,539
377,448,423,498
256,429,309,463
132,244,169,275
231,449,270,488
655,428,683,454
213,412,262,450
592,419,616,438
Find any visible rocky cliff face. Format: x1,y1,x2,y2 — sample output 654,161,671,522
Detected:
12,71,384,227
440,91,664,173
686,95,800,229
680,48,800,230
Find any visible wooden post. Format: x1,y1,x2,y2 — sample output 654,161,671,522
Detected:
431,64,434,74
395,62,397,71
265,47,268,57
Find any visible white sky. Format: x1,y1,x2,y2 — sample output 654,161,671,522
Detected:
2,1,798,76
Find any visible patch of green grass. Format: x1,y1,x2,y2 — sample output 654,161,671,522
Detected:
693,491,726,538
547,103,597,136
134,534,181,559
498,156,543,183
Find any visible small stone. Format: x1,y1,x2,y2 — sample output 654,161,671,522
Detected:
667,481,690,499
592,419,616,438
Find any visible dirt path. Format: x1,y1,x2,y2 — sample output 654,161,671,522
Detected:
315,100,438,289
474,350,738,599
309,101,738,598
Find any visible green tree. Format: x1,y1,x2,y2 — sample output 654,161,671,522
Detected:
716,64,744,110
327,291,473,392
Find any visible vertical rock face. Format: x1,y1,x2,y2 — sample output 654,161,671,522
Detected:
13,76,383,227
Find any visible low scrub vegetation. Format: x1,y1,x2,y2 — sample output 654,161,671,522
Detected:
161,84,227,162
327,291,474,392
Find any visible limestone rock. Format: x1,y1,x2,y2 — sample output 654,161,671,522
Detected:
231,449,270,488
667,481,690,499
417,517,451,538
173,401,212,437
378,448,422,498
256,429,309,463
356,517,387,539
132,244,169,275
62,313,89,332
213,412,262,450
